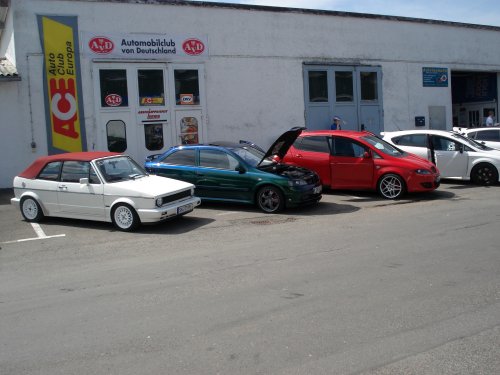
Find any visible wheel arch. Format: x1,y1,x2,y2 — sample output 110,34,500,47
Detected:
19,192,48,216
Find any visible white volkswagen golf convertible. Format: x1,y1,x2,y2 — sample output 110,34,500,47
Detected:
11,152,201,231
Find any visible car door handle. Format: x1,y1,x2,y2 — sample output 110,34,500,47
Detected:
58,185,68,190
296,154,303,158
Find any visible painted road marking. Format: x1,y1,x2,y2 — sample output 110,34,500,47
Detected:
1,223,65,244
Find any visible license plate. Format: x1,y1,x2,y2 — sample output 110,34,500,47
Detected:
313,185,322,194
177,203,193,215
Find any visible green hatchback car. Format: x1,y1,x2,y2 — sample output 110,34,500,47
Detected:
144,127,322,213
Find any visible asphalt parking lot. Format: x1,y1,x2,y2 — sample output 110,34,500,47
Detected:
1,182,499,375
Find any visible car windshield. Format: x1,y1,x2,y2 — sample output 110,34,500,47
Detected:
362,135,405,157
95,156,148,182
229,145,272,167
450,132,494,151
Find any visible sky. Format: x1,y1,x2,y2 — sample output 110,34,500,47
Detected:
188,0,500,27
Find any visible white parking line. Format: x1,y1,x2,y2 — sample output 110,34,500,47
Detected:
1,223,66,244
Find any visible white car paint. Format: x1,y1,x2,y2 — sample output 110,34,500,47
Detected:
456,127,500,151
11,154,201,230
382,129,500,183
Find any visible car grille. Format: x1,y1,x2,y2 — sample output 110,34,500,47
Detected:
161,189,192,205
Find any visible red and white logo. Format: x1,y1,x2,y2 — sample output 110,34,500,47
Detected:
105,94,122,107
182,39,205,56
88,37,114,54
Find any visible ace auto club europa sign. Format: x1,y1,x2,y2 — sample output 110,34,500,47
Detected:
82,32,208,60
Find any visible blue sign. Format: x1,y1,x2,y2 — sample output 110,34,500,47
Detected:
423,67,448,87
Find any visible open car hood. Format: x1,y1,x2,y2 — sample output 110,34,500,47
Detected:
258,127,305,166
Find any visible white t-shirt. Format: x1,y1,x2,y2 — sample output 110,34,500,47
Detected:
486,116,494,127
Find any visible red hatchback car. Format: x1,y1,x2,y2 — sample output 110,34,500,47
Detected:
282,130,441,199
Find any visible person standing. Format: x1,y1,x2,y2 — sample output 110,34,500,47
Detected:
330,116,342,130
485,111,495,127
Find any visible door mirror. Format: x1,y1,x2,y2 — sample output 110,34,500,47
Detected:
79,177,90,185
235,165,246,174
363,151,371,159
459,143,464,153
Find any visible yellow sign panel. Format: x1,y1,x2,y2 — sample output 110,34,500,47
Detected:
41,17,84,152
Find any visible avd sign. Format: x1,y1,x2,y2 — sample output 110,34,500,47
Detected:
82,32,208,60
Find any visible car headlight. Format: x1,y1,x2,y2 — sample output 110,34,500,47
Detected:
415,169,431,175
288,179,307,186
155,198,163,207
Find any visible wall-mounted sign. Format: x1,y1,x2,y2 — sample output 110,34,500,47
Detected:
82,33,209,60
137,108,169,123
423,67,448,87
38,15,87,154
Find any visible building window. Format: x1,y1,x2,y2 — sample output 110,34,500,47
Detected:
100,69,128,107
138,70,165,106
106,120,127,152
174,70,200,105
360,72,378,101
335,71,354,102
144,124,164,151
308,71,328,102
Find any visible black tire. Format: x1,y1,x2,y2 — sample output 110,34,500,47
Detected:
377,173,405,199
112,203,140,231
471,163,498,186
20,197,44,222
256,185,285,213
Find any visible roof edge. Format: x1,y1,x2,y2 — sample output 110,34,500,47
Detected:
64,0,500,32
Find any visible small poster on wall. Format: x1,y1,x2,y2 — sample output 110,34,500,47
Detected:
423,67,448,87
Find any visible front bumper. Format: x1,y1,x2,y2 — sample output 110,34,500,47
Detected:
285,184,322,208
137,196,201,223
407,174,441,193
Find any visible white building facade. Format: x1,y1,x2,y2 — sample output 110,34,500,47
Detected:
1,0,500,187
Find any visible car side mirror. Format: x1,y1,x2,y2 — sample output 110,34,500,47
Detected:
235,165,246,174
363,151,371,159
459,144,464,153
79,177,90,185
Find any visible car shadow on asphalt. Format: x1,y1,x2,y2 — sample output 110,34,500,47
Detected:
198,200,360,216
37,215,215,234
321,187,456,203
441,180,498,190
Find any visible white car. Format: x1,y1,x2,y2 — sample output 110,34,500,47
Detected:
382,130,500,185
11,152,201,231
456,127,500,151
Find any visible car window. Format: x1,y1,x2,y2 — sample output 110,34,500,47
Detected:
161,149,196,166
362,135,404,157
392,134,427,147
474,130,500,141
431,136,460,151
294,136,330,153
38,161,62,181
61,161,100,183
332,137,366,157
200,149,236,170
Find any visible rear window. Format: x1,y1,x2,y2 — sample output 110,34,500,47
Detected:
161,149,196,166
392,134,427,147
294,136,330,153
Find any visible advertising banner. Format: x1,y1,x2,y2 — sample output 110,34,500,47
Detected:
81,32,208,60
423,67,449,87
37,15,87,153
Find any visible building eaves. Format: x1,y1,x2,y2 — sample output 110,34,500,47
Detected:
0,57,20,81
65,0,500,32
